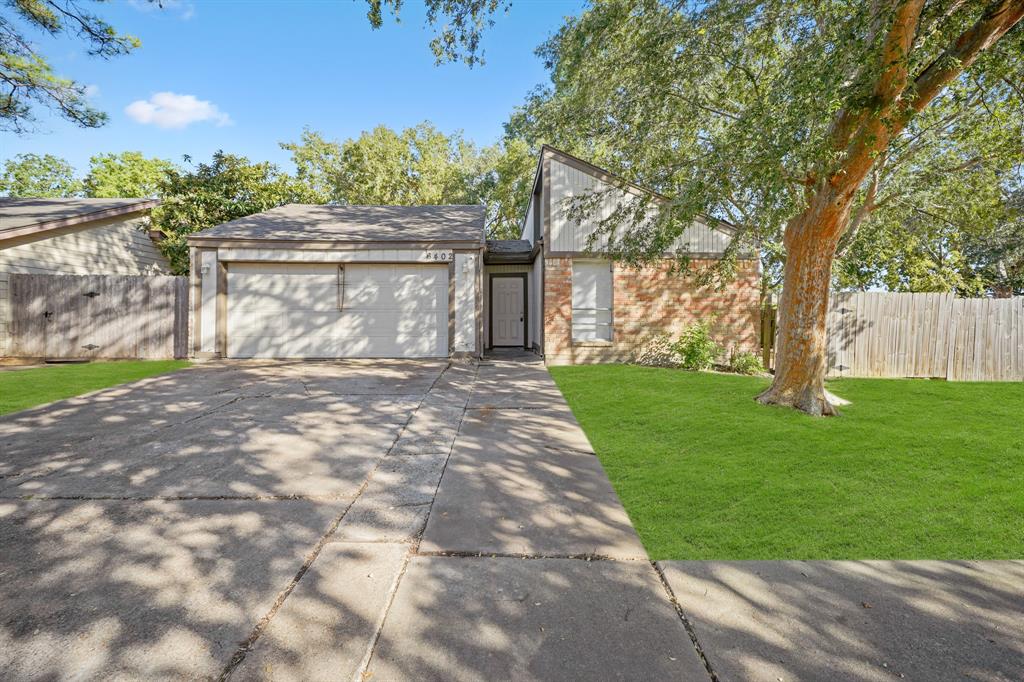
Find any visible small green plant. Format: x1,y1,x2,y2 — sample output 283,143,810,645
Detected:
727,349,766,375
670,320,722,371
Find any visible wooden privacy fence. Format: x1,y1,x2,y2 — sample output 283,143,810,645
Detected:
825,292,1024,381
8,274,189,359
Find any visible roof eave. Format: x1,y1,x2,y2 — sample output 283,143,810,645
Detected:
0,199,159,243
185,236,485,250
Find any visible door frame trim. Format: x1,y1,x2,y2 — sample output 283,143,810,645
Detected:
488,272,528,350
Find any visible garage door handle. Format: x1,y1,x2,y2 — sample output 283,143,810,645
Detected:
520,315,524,321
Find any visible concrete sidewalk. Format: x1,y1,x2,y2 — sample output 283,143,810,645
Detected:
660,560,1024,682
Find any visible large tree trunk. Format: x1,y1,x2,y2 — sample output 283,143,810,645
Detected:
757,188,853,416
755,0,1023,416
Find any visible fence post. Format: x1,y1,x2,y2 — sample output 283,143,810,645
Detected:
761,298,776,371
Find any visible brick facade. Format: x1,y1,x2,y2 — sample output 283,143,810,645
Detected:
543,257,761,366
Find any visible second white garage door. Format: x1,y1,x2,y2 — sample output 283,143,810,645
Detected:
227,262,448,358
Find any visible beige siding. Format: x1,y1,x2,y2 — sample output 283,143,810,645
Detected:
548,158,732,255
454,252,479,353
520,193,537,244
0,215,168,355
529,254,542,349
217,247,457,263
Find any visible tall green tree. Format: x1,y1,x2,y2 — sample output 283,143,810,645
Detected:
1,0,140,132
282,123,479,205
507,0,1024,415
0,152,82,196
84,151,175,198
152,152,321,274
281,123,533,237
960,183,1024,296
475,137,535,238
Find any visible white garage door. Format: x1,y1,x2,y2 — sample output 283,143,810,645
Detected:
227,262,448,358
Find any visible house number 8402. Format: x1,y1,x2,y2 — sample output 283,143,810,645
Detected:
423,251,453,262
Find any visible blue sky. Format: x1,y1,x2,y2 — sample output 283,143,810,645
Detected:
2,0,581,175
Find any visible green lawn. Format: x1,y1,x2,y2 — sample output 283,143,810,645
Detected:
0,360,191,416
550,365,1024,560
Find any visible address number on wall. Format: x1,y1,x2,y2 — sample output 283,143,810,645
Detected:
420,250,454,262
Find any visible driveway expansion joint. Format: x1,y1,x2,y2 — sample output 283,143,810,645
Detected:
652,561,719,682
354,361,479,679
220,360,469,681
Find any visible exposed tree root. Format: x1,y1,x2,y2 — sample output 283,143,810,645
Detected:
755,384,840,417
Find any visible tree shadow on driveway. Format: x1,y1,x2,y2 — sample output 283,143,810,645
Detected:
0,360,445,679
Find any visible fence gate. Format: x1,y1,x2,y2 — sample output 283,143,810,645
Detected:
8,274,189,359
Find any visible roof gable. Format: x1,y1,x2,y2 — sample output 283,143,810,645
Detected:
521,146,741,253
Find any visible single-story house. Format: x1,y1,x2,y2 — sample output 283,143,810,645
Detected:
187,147,759,364
0,198,168,357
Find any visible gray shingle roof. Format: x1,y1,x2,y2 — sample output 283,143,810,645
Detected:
486,239,532,254
189,204,485,243
0,198,157,240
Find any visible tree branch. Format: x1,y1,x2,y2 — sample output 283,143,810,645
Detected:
909,0,1024,118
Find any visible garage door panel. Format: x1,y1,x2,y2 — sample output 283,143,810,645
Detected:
344,285,446,311
227,262,449,358
344,264,445,287
230,333,442,359
228,310,445,337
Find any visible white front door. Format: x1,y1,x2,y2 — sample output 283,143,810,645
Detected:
226,262,449,358
492,276,525,347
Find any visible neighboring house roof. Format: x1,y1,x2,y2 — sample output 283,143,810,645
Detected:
0,198,159,243
189,204,486,245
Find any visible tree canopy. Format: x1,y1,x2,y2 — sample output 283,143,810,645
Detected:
151,152,321,274
500,0,1024,414
281,123,533,238
1,0,140,132
364,0,509,65
83,152,176,199
0,152,82,197
506,0,1024,297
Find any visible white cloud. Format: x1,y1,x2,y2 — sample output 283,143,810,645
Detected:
83,84,100,98
125,92,232,129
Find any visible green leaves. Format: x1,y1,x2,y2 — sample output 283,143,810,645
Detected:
280,123,534,238
1,0,140,131
0,151,175,200
84,152,176,199
150,152,322,274
507,0,1024,296
364,0,508,66
0,153,82,197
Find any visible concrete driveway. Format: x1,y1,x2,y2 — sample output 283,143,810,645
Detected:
0,358,705,680
2,358,1021,681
